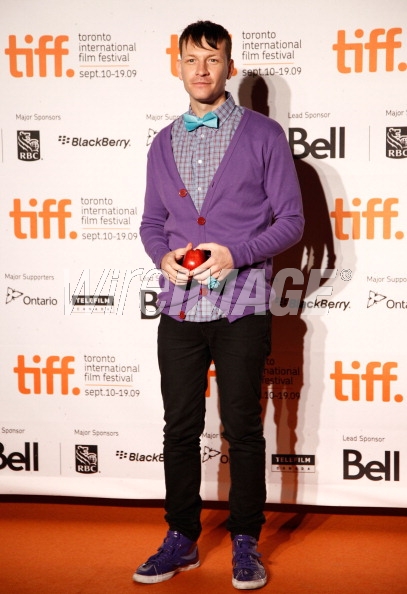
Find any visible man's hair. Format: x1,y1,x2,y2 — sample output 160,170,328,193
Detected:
179,20,232,61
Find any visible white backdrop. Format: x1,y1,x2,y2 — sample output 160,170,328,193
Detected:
1,0,406,507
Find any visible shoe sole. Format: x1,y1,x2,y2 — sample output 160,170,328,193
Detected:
232,575,268,590
133,560,200,584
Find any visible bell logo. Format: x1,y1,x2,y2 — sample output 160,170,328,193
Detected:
330,361,403,403
14,355,80,395
330,197,404,240
343,450,400,481
0,442,39,472
332,28,406,73
4,34,74,78
289,127,345,159
9,198,77,239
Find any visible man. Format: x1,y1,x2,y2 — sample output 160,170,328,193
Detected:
133,20,304,590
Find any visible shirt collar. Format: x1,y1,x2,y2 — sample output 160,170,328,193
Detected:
188,92,236,128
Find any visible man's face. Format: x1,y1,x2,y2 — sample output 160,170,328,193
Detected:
177,37,234,112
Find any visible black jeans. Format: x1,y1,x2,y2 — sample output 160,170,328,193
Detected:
157,311,271,542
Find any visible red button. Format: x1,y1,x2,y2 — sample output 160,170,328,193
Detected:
197,216,206,225
179,311,186,320
200,287,208,296
179,189,188,197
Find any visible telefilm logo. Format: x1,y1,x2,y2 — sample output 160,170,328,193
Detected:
0,442,39,471
332,27,406,73
14,355,80,396
58,135,130,149
6,287,57,307
343,450,400,481
386,127,407,159
331,361,403,403
9,198,77,239
330,197,404,240
271,454,315,473
17,130,40,161
4,35,74,77
75,445,98,473
289,127,345,159
64,269,143,315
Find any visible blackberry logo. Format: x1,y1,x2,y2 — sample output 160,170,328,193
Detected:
17,130,40,161
116,450,127,459
58,135,70,145
75,445,98,473
386,127,407,159
58,135,130,148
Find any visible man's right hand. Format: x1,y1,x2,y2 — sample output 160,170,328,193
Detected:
160,242,193,285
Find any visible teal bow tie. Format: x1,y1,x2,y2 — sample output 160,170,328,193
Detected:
183,112,219,131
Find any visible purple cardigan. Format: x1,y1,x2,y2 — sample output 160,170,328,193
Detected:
140,108,304,321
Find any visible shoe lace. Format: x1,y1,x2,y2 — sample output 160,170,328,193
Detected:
233,538,262,571
148,533,184,566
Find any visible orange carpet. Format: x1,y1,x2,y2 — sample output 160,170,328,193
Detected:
1,499,407,594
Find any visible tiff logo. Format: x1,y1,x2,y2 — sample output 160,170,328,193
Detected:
330,197,404,240
330,361,403,403
14,355,80,395
9,198,77,239
332,28,406,73
4,35,74,77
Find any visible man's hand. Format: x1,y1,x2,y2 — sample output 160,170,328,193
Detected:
190,242,234,284
160,242,193,285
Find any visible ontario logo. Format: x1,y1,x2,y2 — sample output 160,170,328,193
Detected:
6,287,57,306
17,130,40,161
386,127,407,159
75,445,98,473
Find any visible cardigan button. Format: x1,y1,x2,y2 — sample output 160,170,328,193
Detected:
200,287,208,296
178,311,186,320
197,216,206,225
178,189,188,197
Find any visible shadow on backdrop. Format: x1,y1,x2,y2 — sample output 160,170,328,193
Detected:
238,75,337,504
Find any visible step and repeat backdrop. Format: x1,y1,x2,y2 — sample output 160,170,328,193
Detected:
1,0,406,507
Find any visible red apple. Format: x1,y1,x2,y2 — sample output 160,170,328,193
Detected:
183,248,207,271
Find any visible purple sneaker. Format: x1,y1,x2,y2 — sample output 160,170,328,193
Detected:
132,530,200,584
232,535,267,590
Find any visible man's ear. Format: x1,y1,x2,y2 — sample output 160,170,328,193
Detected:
227,59,235,80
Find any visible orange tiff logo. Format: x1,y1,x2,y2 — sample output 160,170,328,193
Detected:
4,35,74,77
330,197,404,240
332,28,406,73
14,355,80,395
330,361,403,403
9,199,77,239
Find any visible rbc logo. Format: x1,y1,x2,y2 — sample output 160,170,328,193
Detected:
17,131,40,161
75,445,98,473
386,127,407,159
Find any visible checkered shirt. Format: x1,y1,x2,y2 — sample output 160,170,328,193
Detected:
171,93,244,321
